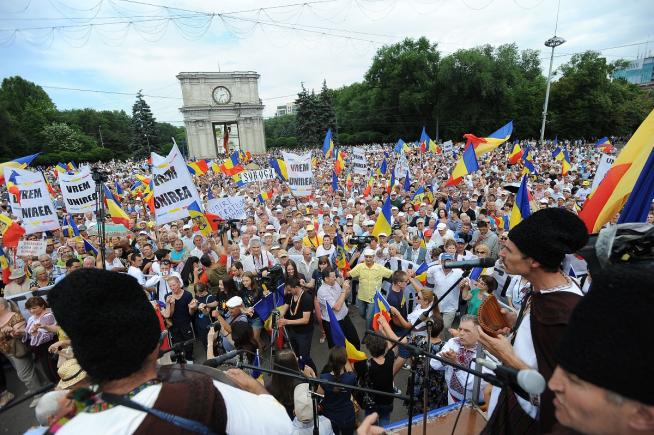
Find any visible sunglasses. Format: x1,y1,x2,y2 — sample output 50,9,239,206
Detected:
500,237,508,241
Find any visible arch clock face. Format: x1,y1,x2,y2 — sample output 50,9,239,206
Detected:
212,86,231,104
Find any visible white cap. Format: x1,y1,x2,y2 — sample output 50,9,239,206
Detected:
363,248,376,257
378,232,388,237
226,296,243,308
346,214,353,219
437,223,447,230
182,223,192,229
294,384,313,423
265,224,275,230
364,219,375,226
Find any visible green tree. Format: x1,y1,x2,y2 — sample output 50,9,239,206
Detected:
130,90,158,158
0,76,57,159
42,122,96,153
318,80,338,144
264,114,297,147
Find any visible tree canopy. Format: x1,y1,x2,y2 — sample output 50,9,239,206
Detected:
265,37,654,147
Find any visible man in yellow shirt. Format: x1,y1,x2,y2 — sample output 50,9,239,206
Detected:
302,224,322,251
348,248,392,328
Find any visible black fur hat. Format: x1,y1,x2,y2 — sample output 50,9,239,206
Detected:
48,268,160,382
557,264,654,404
508,208,588,269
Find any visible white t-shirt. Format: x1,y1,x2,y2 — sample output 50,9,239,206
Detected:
56,381,292,435
127,266,145,286
427,265,463,313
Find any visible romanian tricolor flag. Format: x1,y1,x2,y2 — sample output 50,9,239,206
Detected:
595,137,614,153
363,176,374,197
232,173,245,187
334,233,350,277
552,146,565,161
67,162,77,171
464,121,513,157
62,214,81,239
187,200,214,237
331,171,339,192
509,175,531,229
114,181,125,201
334,151,346,175
220,151,244,176
372,290,392,331
522,145,536,175
327,303,366,362
103,185,130,227
258,191,273,203
0,246,10,284
415,262,428,285
411,186,426,208
419,127,430,153
6,171,20,204
0,215,25,248
446,142,479,185
270,158,288,181
187,160,208,176
0,153,40,183
322,128,334,159
562,150,572,176
508,143,524,165
83,239,99,256
580,110,654,233
371,196,392,237
55,162,68,174
394,138,409,154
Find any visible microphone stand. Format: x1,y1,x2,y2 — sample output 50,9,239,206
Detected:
236,362,410,435
421,319,433,435
389,269,470,353
367,329,508,434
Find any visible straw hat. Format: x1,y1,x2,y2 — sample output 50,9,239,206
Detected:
56,358,88,390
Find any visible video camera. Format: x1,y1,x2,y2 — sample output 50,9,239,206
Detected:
257,263,284,290
349,235,374,249
217,219,241,236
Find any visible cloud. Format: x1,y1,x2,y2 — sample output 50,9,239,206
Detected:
0,0,651,123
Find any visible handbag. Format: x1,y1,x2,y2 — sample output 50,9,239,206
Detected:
10,337,29,358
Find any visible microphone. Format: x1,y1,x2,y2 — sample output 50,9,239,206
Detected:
442,257,496,269
475,357,546,399
203,349,246,368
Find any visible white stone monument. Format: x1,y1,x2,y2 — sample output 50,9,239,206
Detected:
177,71,266,158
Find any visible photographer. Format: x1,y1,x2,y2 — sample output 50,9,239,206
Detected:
242,238,277,274
212,296,248,352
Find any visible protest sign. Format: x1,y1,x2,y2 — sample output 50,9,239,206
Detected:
87,223,129,237
239,168,276,184
590,153,616,192
441,140,453,153
394,153,410,179
206,196,247,220
58,166,97,213
352,147,368,174
151,144,203,225
16,239,47,257
282,151,313,197
2,168,59,234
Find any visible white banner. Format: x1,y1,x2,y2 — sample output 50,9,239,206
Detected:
4,167,42,213
282,151,313,197
2,168,59,234
590,153,616,192
239,168,276,184
206,196,247,220
16,240,47,257
151,144,203,225
352,147,368,175
395,153,410,179
57,166,97,213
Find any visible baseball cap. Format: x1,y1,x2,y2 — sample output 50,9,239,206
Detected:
363,248,375,257
437,223,447,230
226,296,243,308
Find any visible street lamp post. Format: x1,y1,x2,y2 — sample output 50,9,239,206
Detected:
539,35,566,146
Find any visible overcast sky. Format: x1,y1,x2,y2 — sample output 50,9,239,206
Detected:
0,0,651,125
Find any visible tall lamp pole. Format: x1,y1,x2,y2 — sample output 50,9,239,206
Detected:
539,35,565,145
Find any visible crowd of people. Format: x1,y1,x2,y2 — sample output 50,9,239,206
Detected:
0,136,652,435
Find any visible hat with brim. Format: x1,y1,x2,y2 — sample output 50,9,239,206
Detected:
57,358,87,390
9,268,26,280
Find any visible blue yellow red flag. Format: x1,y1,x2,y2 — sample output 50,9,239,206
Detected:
446,142,479,185
509,175,531,229
327,303,367,362
371,196,392,238
322,128,334,158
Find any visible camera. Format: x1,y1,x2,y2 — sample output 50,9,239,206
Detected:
91,167,109,183
257,263,284,290
349,236,374,249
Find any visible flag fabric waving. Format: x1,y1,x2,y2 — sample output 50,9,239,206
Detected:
322,128,334,158
6,171,20,205
334,233,350,277
187,160,208,176
415,261,428,284
464,121,513,157
331,171,339,192
0,247,10,284
83,239,99,256
0,153,40,183
371,197,392,238
103,185,130,227
394,139,407,154
326,303,367,362
595,137,614,153
372,290,392,331
446,142,480,185
187,200,213,237
552,147,565,161
335,151,346,175
561,150,571,176
521,145,536,175
510,175,531,229
580,110,654,233
0,215,25,248
508,143,524,165
270,158,288,181
617,147,654,225
220,151,244,176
